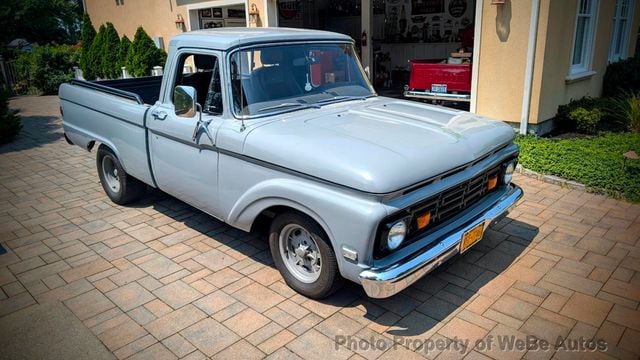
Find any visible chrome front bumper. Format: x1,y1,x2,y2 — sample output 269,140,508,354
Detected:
359,184,523,298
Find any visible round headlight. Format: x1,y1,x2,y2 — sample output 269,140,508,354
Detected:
503,162,515,184
387,220,407,250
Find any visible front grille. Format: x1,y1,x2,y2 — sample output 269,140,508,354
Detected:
374,164,503,258
412,165,501,231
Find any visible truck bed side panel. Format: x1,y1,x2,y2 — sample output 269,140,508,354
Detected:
59,83,155,187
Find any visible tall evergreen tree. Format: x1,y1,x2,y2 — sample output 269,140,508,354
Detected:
117,35,131,77
79,14,96,80
126,27,166,77
86,24,106,79
100,22,120,79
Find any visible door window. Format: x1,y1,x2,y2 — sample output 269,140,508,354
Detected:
173,53,223,115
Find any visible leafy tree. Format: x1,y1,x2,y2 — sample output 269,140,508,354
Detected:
100,22,120,79
117,35,131,77
126,27,166,77
0,0,82,46
79,13,96,79
86,24,105,79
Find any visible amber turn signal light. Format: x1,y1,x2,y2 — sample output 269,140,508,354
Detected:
487,175,498,191
416,212,431,230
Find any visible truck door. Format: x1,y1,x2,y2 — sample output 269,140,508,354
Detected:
146,51,225,217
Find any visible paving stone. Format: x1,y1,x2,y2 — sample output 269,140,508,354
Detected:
211,339,265,360
223,307,271,337
145,304,207,340
59,257,112,283
233,282,285,312
152,280,202,309
162,333,196,358
138,255,184,279
491,294,537,321
64,289,115,320
127,342,177,360
106,282,156,312
192,290,236,315
543,269,602,296
98,317,148,351
287,329,353,360
181,318,240,356
559,292,613,327
606,304,640,331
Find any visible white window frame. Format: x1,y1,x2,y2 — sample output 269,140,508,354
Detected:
569,0,599,76
608,0,635,62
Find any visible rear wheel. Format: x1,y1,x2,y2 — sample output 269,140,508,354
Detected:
269,212,343,299
96,145,145,205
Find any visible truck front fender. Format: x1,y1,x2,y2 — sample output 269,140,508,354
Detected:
226,178,387,280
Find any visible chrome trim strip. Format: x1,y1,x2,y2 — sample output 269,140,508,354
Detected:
359,184,523,298
404,91,471,102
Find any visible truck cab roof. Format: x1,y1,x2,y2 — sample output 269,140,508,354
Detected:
168,27,354,51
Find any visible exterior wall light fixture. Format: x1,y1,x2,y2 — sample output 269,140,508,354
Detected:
175,14,186,31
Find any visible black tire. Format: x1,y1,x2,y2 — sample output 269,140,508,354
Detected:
269,212,343,299
96,145,146,205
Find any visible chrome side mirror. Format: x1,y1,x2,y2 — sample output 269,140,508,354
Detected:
174,85,197,117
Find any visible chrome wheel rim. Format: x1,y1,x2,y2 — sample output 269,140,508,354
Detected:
101,156,120,193
279,224,322,283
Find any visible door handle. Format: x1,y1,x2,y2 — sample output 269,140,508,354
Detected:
151,111,167,120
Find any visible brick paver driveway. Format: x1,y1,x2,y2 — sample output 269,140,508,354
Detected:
1,96,639,360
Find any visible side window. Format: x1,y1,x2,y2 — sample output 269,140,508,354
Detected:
173,53,223,115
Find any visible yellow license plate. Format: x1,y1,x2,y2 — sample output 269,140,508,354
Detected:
460,222,485,253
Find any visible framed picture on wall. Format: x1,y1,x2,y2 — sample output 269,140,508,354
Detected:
227,8,246,18
212,8,223,18
199,8,212,18
202,20,224,28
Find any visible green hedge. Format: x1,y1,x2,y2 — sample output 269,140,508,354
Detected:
0,89,21,144
603,57,640,98
13,44,78,95
79,15,165,79
515,133,640,202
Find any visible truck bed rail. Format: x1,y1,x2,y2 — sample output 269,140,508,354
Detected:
69,79,145,105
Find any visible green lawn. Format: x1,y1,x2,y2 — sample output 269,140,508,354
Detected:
514,133,640,202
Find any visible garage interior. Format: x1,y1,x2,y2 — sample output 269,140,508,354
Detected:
277,0,476,108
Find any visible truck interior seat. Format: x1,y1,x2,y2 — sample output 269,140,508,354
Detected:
181,55,215,106
252,49,302,102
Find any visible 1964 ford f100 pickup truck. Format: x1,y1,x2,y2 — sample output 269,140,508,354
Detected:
59,28,523,299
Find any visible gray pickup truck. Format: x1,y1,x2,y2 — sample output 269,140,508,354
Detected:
59,28,523,299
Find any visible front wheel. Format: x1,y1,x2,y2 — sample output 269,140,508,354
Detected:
96,145,146,205
269,212,343,299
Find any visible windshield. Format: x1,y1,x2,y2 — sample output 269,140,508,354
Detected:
230,43,375,117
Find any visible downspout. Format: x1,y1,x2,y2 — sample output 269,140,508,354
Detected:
470,0,483,113
520,0,541,135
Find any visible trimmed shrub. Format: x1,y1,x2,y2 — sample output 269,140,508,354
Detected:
556,97,601,131
0,89,21,144
79,14,96,79
569,107,601,135
13,44,78,95
87,24,106,79
100,22,120,79
603,57,640,98
117,35,131,76
126,27,166,77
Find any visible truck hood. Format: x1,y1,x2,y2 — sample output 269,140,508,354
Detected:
242,97,515,194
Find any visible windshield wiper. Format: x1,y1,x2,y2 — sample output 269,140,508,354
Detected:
256,102,321,113
314,95,372,105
